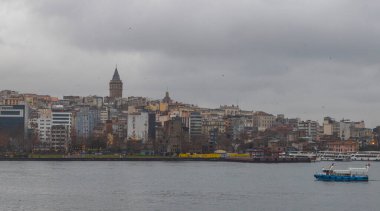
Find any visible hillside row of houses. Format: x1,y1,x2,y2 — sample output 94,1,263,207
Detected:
0,69,377,154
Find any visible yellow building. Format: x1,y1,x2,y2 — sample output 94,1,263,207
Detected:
159,103,169,112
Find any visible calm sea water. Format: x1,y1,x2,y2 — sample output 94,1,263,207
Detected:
0,161,379,211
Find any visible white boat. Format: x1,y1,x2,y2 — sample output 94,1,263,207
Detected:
317,151,351,162
288,151,320,162
351,151,380,161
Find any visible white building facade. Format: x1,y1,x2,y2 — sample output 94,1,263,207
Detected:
127,112,149,143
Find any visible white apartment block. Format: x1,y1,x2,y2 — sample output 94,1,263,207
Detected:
252,111,276,132
37,109,52,146
127,112,149,143
297,120,319,140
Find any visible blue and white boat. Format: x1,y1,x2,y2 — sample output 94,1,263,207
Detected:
314,163,370,181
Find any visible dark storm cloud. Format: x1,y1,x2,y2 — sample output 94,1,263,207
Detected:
2,0,380,126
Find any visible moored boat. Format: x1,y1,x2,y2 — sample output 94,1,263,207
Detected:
351,151,380,161
314,163,370,181
288,151,320,162
317,151,351,162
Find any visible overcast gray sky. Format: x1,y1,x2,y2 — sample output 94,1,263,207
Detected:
1,0,380,127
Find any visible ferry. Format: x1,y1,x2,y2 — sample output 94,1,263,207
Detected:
314,163,370,181
351,151,380,161
317,151,351,162
287,151,320,162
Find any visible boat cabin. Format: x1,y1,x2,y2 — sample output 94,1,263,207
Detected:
322,169,333,175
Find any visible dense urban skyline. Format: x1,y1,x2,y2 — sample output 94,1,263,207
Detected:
1,1,380,127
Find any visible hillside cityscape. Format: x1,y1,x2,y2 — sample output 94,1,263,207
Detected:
0,67,379,157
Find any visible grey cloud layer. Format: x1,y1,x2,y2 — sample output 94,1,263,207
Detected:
1,0,380,126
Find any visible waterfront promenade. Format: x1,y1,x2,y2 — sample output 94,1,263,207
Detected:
0,156,311,163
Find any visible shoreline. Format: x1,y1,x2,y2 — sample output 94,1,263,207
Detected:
0,157,311,163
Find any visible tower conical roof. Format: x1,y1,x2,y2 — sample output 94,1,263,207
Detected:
112,68,121,81
163,91,172,103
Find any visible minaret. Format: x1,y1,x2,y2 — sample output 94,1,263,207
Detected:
109,67,123,98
